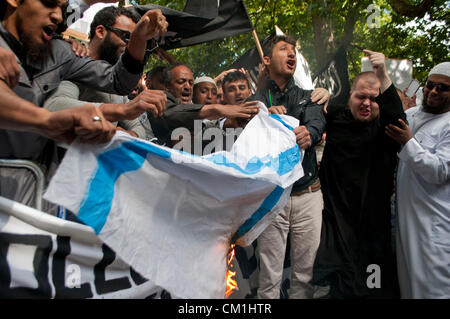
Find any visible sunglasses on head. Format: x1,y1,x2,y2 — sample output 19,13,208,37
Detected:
425,80,450,93
105,26,131,43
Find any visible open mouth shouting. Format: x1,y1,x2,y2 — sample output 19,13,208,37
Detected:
42,24,57,42
286,58,296,71
359,106,371,118
180,90,192,104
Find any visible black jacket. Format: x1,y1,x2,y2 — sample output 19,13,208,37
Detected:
148,91,204,146
248,78,326,192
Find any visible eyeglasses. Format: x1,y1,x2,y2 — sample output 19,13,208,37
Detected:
105,26,131,43
104,26,159,53
425,81,450,93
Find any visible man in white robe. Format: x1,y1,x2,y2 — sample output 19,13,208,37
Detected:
385,62,450,298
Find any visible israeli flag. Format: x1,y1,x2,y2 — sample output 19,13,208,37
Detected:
44,104,304,298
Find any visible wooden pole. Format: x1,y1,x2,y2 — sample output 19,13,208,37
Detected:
154,47,178,65
252,29,265,63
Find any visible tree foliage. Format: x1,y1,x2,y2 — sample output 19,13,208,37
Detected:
135,0,449,83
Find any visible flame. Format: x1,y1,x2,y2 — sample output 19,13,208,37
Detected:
225,244,238,298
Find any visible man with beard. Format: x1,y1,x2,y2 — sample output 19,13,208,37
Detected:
44,6,166,140
0,0,167,210
385,62,450,298
149,63,260,149
249,35,328,299
312,50,406,299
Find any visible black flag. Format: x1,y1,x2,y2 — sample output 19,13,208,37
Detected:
183,0,218,19
312,45,350,105
135,0,253,50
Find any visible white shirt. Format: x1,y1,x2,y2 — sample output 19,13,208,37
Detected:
396,106,450,298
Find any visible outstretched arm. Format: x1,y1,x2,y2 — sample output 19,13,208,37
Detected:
100,90,167,121
45,81,166,122
0,81,115,144
198,101,260,120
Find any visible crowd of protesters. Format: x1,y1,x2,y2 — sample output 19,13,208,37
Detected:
0,0,448,299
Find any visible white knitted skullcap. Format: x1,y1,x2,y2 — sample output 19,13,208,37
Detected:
428,62,450,78
194,76,216,86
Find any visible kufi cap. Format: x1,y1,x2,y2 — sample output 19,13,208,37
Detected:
428,62,450,78
194,76,216,86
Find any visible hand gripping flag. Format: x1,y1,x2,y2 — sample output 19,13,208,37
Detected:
44,104,304,298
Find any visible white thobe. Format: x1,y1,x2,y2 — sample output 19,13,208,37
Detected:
396,106,450,299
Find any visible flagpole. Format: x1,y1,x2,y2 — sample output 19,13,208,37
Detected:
155,47,178,64
251,30,265,63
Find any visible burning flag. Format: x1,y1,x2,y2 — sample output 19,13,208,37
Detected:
44,103,304,298
225,244,238,298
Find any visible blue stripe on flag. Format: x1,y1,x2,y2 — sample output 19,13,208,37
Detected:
231,186,284,243
205,144,300,176
269,114,295,131
78,140,170,234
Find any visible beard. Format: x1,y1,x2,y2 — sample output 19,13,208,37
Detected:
422,92,450,114
98,33,121,66
20,30,50,63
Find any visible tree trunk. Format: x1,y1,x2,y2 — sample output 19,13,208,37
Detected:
311,0,336,67
342,5,359,47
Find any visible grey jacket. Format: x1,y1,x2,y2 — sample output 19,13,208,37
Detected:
0,24,144,160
